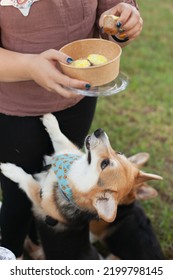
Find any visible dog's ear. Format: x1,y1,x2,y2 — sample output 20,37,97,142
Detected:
92,192,118,223
135,184,158,200
128,152,150,168
135,171,162,186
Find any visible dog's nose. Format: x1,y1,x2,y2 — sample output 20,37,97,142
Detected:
94,128,104,138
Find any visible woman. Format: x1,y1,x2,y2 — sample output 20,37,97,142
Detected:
0,0,143,259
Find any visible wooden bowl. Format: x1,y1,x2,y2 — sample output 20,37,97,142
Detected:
59,39,122,87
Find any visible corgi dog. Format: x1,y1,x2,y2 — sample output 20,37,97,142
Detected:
90,153,165,260
90,152,159,241
0,114,163,259
0,114,162,227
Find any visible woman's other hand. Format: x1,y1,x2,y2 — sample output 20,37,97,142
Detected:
99,3,143,42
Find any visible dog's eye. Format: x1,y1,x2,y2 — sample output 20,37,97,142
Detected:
101,159,110,170
117,151,123,155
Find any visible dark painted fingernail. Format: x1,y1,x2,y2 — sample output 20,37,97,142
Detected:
116,21,122,28
85,84,91,90
66,57,73,64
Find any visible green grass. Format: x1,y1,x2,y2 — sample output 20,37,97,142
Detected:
91,0,173,259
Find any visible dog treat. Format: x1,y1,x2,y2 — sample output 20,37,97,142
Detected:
103,15,120,35
87,54,108,65
71,54,108,68
71,59,91,68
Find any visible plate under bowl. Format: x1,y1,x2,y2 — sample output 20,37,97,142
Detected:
64,72,128,97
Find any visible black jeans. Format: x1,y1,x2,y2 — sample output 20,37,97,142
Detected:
0,97,97,257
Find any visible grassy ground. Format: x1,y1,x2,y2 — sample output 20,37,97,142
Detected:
91,0,173,259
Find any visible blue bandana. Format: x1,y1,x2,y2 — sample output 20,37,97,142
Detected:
51,154,81,201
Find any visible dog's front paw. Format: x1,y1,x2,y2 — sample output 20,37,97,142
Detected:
0,163,27,184
41,114,60,135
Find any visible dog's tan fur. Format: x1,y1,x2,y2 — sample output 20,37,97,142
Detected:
90,153,159,240
0,114,162,226
40,189,65,223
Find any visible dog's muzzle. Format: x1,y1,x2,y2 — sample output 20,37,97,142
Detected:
85,128,105,165
85,128,104,151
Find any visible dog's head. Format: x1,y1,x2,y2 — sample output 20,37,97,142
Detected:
68,128,162,223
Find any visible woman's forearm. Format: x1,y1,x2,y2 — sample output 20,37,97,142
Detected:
0,48,35,82
0,48,90,98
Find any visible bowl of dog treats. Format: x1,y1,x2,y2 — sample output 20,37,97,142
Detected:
59,38,122,87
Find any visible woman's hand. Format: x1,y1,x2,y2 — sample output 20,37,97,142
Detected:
27,49,90,98
99,3,143,42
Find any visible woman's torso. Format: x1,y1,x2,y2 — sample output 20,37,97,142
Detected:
0,0,98,116
0,0,137,116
